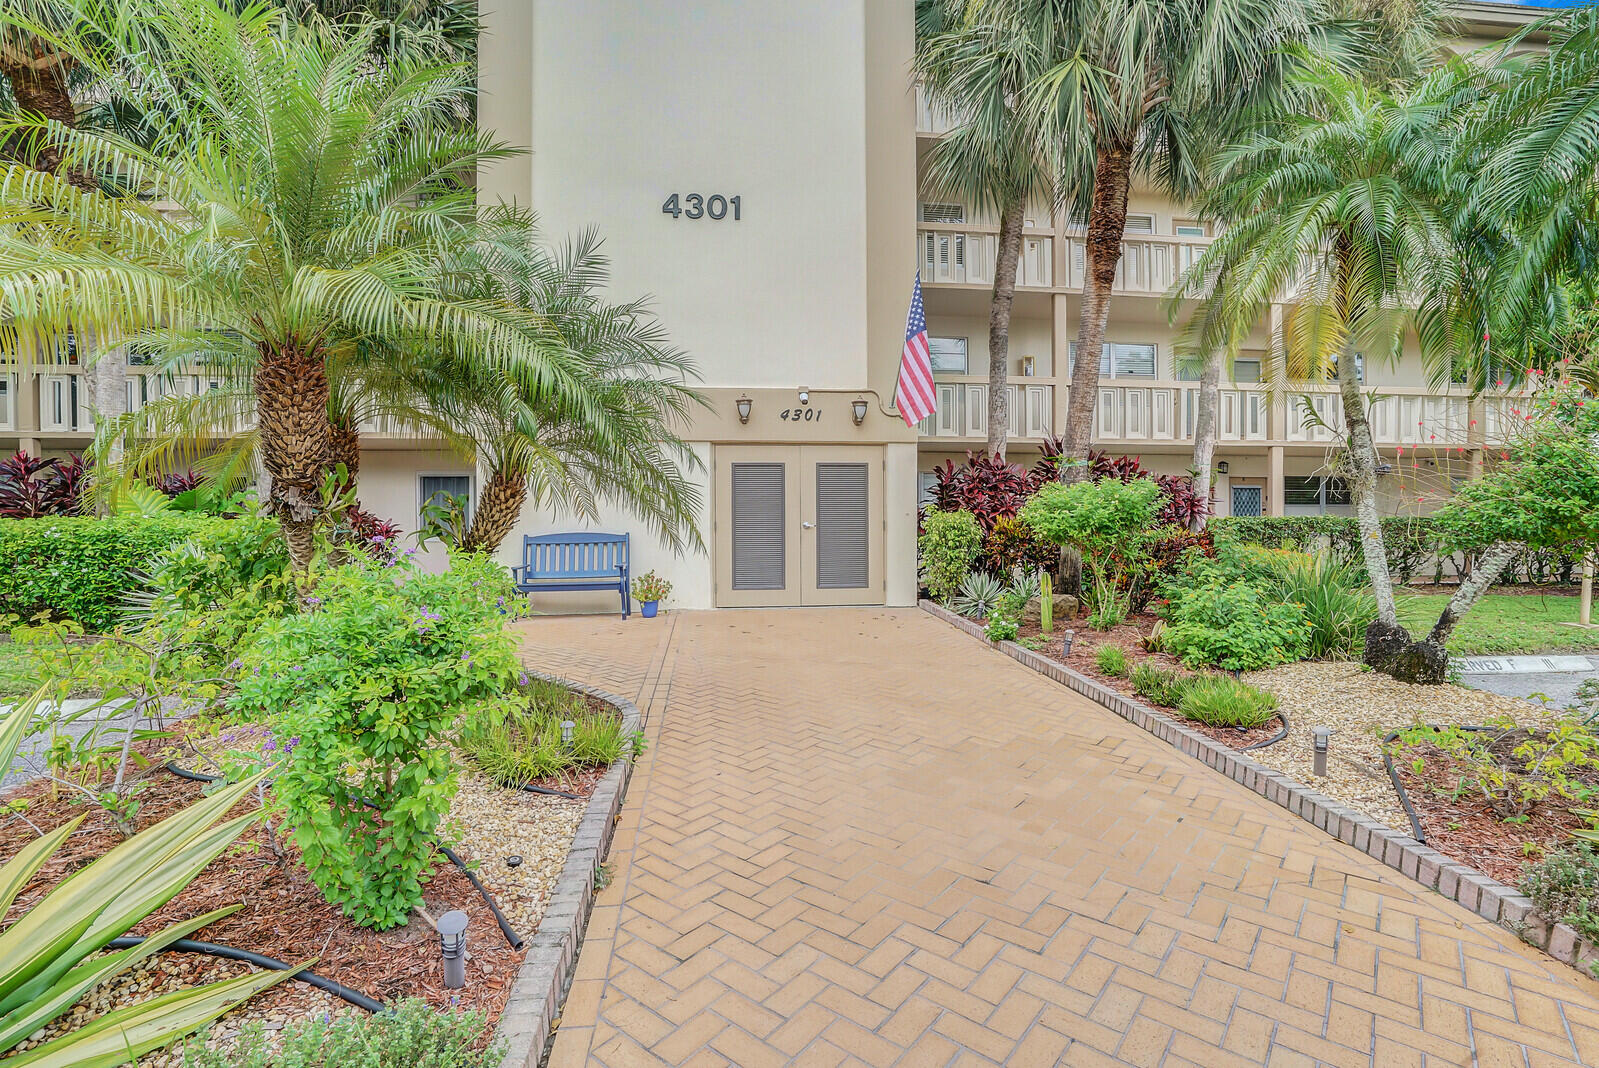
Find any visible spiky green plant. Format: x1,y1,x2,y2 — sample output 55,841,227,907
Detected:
0,689,300,1066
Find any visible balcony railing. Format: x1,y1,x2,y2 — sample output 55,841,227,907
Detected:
918,226,1053,287
917,380,1053,440
917,379,1515,448
918,226,1216,298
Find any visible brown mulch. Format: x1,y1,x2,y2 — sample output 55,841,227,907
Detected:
0,726,601,1029
1394,740,1599,887
1015,607,1188,691
1187,716,1286,750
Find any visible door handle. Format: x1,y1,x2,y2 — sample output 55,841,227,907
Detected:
802,521,815,529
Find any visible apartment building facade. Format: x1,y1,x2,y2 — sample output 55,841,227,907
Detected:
0,1,1550,610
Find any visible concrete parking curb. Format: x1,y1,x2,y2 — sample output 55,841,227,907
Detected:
495,675,639,1068
920,599,1594,978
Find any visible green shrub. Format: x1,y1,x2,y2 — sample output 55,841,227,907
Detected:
133,516,295,660
1520,843,1599,944
459,679,640,784
1129,662,1190,707
182,998,502,1068
0,514,264,630
1162,580,1311,671
232,553,518,929
1019,478,1163,627
1175,674,1278,728
1095,645,1128,676
919,510,984,603
1393,716,1599,820
1254,549,1375,659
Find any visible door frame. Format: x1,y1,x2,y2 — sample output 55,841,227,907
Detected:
715,446,802,607
1229,479,1265,518
800,445,884,607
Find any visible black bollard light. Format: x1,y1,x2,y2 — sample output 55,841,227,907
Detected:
438,909,469,989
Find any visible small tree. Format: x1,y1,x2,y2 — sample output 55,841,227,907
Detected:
1020,477,1162,628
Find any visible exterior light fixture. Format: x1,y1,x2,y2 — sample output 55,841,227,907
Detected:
1311,727,1331,777
735,395,752,424
851,399,868,425
561,720,575,746
1216,461,1229,475
797,388,810,406
437,909,469,989
1376,462,1395,474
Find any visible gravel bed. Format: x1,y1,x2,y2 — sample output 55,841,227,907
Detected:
1241,661,1561,831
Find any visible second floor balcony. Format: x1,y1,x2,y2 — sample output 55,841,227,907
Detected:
918,225,1211,299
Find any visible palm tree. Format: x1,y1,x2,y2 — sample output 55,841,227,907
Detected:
1014,0,1319,479
1172,0,1455,524
915,0,1055,459
0,0,597,570
1173,62,1511,679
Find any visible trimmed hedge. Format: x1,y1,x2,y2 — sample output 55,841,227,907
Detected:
1209,515,1580,586
0,515,275,630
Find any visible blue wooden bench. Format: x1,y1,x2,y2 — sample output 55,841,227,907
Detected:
514,533,632,618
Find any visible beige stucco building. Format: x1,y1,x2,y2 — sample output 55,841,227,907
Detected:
0,0,1556,611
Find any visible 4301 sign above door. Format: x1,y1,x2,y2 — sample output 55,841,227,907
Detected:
662,193,741,221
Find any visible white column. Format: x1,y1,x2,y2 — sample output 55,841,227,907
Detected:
884,443,919,606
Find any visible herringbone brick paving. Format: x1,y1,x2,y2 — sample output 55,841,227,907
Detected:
517,608,1599,1066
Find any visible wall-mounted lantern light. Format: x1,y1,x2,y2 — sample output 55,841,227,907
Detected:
851,399,868,426
735,395,752,424
797,388,810,406
1216,460,1229,475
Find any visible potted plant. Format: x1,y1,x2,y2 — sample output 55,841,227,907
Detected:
632,571,672,618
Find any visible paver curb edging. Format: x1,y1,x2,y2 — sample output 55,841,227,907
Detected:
495,673,640,1068
918,599,1592,978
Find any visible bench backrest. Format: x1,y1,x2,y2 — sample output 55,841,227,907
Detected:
521,533,630,579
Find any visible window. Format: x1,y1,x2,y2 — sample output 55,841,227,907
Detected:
918,202,965,224
918,471,939,507
0,376,10,429
1326,353,1364,383
928,336,969,375
419,474,472,524
1174,356,1260,382
1124,214,1154,234
1284,476,1352,515
1069,342,1157,379
1175,220,1207,237
1232,359,1261,384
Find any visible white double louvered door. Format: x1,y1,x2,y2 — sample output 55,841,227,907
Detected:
715,446,883,607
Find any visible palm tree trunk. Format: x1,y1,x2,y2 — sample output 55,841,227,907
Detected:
256,342,332,570
986,194,1026,459
1189,347,1223,529
0,45,96,191
329,415,360,486
1060,140,1133,483
460,468,526,553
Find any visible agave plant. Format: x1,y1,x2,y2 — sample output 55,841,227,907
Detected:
951,570,1005,620
0,690,302,1066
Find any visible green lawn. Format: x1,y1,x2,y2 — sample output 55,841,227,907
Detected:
1396,590,1598,655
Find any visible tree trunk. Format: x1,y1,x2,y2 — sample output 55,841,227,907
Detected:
460,468,527,553
256,343,332,571
986,193,1026,460
1337,333,1408,667
1378,541,1518,684
1059,140,1133,483
1189,347,1224,529
329,415,360,486
0,46,97,191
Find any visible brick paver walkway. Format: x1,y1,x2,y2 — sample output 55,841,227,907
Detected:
519,608,1599,1067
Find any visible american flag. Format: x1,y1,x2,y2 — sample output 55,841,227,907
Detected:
895,272,936,427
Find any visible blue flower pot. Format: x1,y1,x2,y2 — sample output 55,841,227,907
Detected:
641,600,659,618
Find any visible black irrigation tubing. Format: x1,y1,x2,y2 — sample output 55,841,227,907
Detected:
162,762,525,950
105,936,386,1013
1380,724,1495,845
518,781,581,800
1239,711,1291,751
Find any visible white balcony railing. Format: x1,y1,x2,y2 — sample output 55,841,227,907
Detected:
918,381,1053,440
1063,233,1212,297
915,84,960,137
0,373,14,432
918,226,1053,288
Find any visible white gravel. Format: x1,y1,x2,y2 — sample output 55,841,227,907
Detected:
1242,661,1562,831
